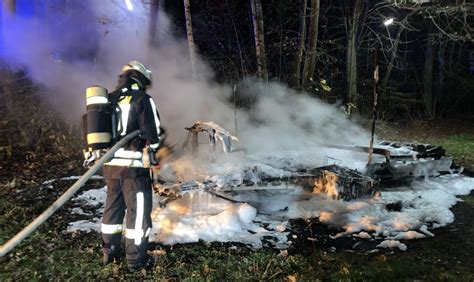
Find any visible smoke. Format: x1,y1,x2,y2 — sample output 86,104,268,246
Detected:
237,81,370,151
1,0,370,156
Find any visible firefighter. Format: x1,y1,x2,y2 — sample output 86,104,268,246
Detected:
101,60,162,271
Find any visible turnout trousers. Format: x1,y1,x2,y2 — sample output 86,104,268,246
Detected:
101,176,153,267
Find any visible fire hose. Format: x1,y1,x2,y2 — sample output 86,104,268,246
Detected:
0,130,140,257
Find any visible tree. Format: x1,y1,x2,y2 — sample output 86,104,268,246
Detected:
249,0,268,81
381,9,418,89
302,0,320,90
374,2,474,117
291,0,307,88
225,0,247,76
423,34,436,118
184,0,197,78
148,0,160,47
420,3,474,117
4,0,15,14
345,0,364,116
0,2,4,59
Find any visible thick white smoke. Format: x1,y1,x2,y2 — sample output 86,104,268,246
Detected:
1,0,370,156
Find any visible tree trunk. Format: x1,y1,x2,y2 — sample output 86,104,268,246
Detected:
148,0,159,47
183,0,197,78
250,0,268,81
5,0,15,14
302,0,320,90
436,40,446,115
382,26,403,89
381,9,418,89
225,0,246,76
423,43,436,118
346,33,357,115
291,0,307,88
0,1,3,58
1,0,16,61
346,0,363,116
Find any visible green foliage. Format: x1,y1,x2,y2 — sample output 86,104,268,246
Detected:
320,79,332,93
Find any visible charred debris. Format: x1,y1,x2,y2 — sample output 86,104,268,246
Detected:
157,122,459,202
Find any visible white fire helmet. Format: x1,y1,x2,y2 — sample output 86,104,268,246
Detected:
121,60,153,87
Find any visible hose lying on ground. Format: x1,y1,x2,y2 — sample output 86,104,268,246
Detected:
0,130,140,257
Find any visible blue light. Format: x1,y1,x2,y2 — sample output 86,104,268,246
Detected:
15,0,36,18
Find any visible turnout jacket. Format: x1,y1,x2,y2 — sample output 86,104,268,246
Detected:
103,86,162,179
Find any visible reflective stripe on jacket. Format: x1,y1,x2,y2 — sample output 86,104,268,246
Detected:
104,86,161,171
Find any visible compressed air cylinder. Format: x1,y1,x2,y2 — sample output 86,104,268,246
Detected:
86,86,111,149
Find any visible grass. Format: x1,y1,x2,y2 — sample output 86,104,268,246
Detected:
432,134,474,169
3,234,473,280
376,120,474,169
2,188,474,280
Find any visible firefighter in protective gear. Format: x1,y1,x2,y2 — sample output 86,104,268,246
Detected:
101,60,162,270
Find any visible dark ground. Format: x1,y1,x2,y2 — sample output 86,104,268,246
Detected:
1,116,474,280
1,166,473,280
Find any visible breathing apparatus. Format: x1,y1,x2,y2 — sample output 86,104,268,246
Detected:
82,85,117,166
82,60,158,167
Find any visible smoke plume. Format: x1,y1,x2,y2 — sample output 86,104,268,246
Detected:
1,0,370,156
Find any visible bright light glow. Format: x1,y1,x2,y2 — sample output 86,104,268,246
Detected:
125,0,133,11
383,18,394,26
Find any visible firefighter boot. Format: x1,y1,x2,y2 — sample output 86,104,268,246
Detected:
127,255,155,273
102,244,122,266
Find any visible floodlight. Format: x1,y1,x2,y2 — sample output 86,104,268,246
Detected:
383,18,394,26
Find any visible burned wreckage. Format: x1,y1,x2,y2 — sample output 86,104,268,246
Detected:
155,121,457,203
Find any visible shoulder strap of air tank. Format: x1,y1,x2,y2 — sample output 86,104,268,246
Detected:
108,90,124,144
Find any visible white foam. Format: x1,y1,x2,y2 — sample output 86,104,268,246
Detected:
376,240,407,251
67,218,101,233
66,167,474,250
353,231,372,239
73,186,107,207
